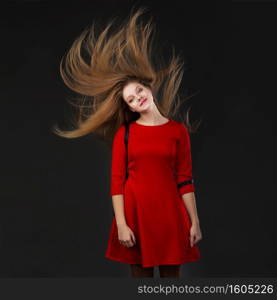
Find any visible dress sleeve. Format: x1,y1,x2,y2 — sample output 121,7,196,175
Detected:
110,125,127,196
175,123,196,196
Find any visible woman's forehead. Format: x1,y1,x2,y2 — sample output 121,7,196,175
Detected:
123,82,141,97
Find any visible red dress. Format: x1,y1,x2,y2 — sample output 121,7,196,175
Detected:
105,119,201,267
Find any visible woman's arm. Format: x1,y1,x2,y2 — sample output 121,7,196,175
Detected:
110,125,127,226
182,191,202,246
181,192,200,225
110,125,136,247
112,194,127,226
175,123,199,223
175,124,202,245
175,123,196,196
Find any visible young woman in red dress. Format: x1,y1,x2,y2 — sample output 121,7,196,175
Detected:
53,6,202,278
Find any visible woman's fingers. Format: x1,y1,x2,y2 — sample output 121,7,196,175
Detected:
190,224,203,247
130,231,136,244
125,229,136,247
120,232,136,247
191,232,202,246
122,239,133,247
190,234,195,247
125,232,136,247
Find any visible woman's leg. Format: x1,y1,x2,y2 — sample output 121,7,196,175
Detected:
158,264,181,278
129,264,154,278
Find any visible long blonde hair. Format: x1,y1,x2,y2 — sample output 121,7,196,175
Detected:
52,6,201,144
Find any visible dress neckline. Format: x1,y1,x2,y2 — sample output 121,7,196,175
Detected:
133,119,171,127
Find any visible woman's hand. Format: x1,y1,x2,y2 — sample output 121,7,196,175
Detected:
117,224,136,247
190,222,202,247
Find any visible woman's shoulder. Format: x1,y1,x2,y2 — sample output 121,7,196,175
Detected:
169,120,190,139
112,124,126,140
170,119,188,129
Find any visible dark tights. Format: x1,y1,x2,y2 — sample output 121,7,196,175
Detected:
130,264,181,278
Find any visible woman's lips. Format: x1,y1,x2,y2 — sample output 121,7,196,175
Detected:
140,98,147,106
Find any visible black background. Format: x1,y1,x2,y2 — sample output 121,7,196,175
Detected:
1,0,276,278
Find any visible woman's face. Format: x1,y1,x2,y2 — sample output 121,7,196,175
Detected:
122,81,153,112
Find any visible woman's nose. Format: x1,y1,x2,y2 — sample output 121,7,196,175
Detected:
138,97,143,105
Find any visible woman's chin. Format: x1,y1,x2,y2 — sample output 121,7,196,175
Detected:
139,102,152,112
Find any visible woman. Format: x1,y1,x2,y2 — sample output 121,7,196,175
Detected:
53,6,202,278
